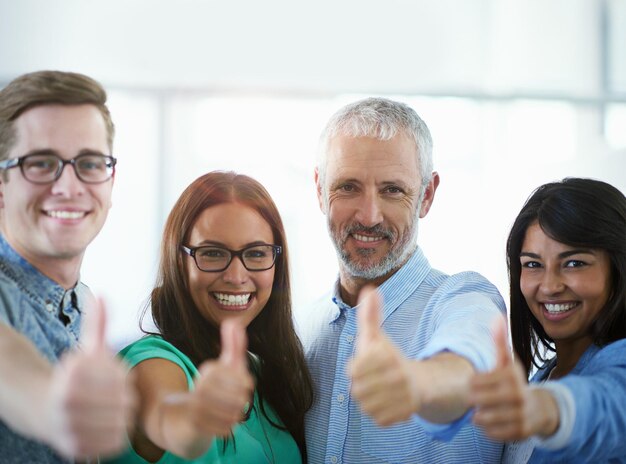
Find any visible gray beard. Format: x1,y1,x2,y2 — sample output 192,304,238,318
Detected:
329,219,419,280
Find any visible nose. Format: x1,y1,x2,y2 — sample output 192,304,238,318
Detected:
222,255,249,284
539,268,565,295
50,163,85,197
354,191,383,227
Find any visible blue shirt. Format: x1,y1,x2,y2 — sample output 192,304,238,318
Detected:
0,233,89,463
503,339,626,463
298,247,506,464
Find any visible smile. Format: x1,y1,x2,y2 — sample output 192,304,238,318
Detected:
352,233,383,243
213,292,252,306
543,302,578,313
45,210,86,219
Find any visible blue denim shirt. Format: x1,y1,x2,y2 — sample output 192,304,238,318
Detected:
503,339,626,463
0,233,89,463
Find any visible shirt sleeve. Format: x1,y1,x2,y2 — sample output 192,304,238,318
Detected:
412,272,507,440
417,272,506,370
532,339,626,462
531,382,575,449
120,336,198,389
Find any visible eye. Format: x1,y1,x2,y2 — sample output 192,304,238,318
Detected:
243,246,272,261
198,247,228,259
382,185,404,195
338,183,356,192
77,155,106,171
23,156,57,171
521,260,542,269
244,249,267,259
564,259,586,268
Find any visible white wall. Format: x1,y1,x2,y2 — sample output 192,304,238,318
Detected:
1,0,621,96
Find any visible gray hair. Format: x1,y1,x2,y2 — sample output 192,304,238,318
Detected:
317,97,433,197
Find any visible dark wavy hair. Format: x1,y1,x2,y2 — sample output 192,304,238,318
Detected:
141,171,313,459
507,177,626,376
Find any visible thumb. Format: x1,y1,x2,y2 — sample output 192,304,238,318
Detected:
219,319,248,369
492,315,511,368
81,296,107,354
357,286,382,344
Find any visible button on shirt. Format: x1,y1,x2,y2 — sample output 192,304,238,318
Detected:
0,233,89,463
298,247,506,464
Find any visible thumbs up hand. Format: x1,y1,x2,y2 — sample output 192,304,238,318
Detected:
189,319,254,438
81,295,108,354
45,297,136,459
349,287,420,426
469,316,559,440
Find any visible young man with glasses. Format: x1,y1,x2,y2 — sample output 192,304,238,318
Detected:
0,71,134,462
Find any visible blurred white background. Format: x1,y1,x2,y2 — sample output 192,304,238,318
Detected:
1,0,625,348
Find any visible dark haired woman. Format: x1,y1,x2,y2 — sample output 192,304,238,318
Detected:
470,178,626,463
109,171,313,463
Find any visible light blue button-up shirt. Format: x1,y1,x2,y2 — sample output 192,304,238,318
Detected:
298,247,506,464
0,233,89,463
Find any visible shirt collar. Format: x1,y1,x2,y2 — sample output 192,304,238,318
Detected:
329,246,431,323
0,233,79,316
538,343,602,381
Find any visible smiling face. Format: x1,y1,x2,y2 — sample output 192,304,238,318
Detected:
520,222,613,354
185,202,276,328
0,104,113,287
316,133,437,289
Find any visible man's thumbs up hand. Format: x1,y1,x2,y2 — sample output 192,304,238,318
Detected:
46,297,136,459
349,287,420,426
81,296,108,354
356,286,383,349
492,316,512,369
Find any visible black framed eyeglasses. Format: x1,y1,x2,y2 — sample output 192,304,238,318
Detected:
181,244,282,272
0,152,117,184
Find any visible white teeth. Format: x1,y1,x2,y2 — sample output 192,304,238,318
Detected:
544,303,577,313
213,293,251,306
47,210,85,219
353,233,382,243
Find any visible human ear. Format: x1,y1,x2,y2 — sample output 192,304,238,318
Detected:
314,167,326,214
419,171,440,218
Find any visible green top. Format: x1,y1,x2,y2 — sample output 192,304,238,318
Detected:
106,336,301,464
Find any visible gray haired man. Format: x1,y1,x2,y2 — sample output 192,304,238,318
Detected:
300,97,506,463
